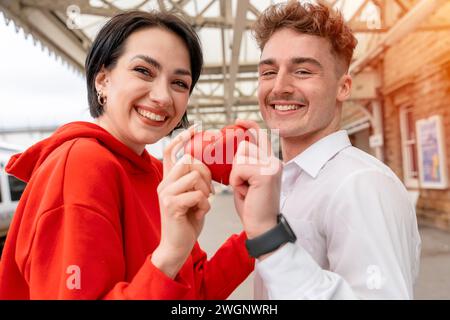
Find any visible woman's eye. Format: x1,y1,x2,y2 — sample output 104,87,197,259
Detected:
174,80,189,90
134,67,151,76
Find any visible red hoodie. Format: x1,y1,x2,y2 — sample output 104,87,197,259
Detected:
0,122,254,299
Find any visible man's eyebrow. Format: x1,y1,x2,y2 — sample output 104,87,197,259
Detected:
259,57,323,70
258,58,276,68
291,57,323,70
130,55,191,77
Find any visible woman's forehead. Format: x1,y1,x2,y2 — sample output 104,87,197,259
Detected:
120,27,191,67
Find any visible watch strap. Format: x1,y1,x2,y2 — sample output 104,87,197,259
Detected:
245,214,296,258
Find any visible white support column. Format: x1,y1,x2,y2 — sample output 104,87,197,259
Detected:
371,100,384,161
225,0,249,124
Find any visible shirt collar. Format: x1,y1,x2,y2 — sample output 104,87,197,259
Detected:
286,130,351,179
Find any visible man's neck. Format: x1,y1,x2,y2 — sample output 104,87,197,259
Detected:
281,128,339,162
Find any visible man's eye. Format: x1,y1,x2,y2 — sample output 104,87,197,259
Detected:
296,70,312,75
260,70,276,77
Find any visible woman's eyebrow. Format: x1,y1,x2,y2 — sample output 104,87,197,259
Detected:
130,54,191,77
131,55,161,70
174,68,191,77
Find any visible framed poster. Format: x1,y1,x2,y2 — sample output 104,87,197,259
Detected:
415,115,448,189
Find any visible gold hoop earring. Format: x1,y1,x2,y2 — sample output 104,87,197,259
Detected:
97,90,106,106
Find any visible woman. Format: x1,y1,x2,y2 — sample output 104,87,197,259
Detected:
0,11,253,299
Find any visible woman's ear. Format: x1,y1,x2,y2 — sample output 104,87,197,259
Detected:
337,74,352,103
94,66,109,94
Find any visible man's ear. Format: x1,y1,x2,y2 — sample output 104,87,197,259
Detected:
94,66,110,94
337,73,352,103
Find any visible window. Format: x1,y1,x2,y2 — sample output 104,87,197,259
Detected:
400,107,419,188
8,175,26,202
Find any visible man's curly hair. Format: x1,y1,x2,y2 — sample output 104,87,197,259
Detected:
253,1,357,72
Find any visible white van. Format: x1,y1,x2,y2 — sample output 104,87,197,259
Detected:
0,145,26,252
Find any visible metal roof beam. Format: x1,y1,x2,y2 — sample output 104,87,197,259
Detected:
350,0,447,75
19,0,120,16
157,0,167,12
0,125,58,134
395,0,415,12
0,1,87,71
195,0,216,19
193,17,254,29
348,0,371,26
202,63,257,75
225,0,248,124
177,0,191,7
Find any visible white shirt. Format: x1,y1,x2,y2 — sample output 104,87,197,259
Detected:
254,130,421,300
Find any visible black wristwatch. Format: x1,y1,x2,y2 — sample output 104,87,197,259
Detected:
245,214,297,258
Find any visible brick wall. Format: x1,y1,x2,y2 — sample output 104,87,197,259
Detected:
381,3,450,231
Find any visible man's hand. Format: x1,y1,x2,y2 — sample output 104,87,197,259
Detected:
229,119,283,239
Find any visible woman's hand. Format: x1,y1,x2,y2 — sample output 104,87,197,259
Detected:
152,125,214,279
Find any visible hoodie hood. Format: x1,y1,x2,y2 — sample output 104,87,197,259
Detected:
6,121,155,182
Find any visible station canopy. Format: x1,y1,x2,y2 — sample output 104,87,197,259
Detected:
1,0,448,129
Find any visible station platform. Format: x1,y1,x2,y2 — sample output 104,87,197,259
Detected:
199,191,450,300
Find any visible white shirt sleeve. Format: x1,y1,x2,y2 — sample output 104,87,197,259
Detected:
257,243,357,299
256,169,421,300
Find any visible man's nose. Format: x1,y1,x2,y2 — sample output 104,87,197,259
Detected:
272,72,294,96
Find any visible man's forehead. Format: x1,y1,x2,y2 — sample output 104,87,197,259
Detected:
259,30,341,70
261,31,331,58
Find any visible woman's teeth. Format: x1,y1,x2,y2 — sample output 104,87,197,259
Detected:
136,108,166,122
273,104,301,111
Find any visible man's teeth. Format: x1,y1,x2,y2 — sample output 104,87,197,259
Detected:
273,104,301,111
136,108,166,121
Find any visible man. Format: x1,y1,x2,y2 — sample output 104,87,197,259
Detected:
229,1,421,299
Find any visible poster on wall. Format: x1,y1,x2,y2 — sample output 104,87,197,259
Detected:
416,115,448,189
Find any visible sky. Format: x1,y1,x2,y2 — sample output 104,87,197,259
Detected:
0,14,91,130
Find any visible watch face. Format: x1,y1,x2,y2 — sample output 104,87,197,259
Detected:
280,214,297,242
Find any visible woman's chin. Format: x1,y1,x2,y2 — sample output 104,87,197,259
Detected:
131,122,170,143
137,133,166,146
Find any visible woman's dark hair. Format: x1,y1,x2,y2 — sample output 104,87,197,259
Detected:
85,10,203,129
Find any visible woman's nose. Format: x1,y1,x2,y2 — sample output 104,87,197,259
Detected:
149,79,172,107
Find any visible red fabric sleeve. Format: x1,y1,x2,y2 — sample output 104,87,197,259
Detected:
189,232,255,299
25,204,192,299
20,139,253,299
26,205,253,299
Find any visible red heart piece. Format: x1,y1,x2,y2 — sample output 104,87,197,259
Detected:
184,125,255,185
